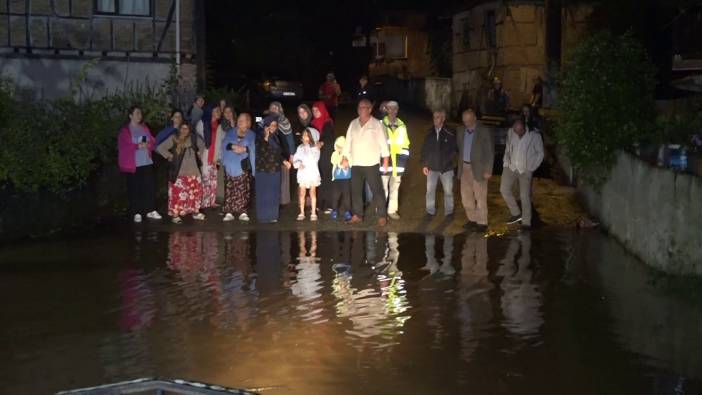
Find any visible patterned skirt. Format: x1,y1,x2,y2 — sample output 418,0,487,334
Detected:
201,164,219,208
224,172,252,215
168,175,203,217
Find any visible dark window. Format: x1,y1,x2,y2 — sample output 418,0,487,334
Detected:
95,0,151,16
461,17,471,49
485,10,496,48
385,35,407,59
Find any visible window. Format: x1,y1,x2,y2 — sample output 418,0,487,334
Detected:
95,0,151,16
461,17,471,50
485,10,496,48
385,35,407,59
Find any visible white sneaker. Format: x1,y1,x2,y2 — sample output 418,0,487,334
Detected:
172,216,183,224
133,214,142,223
146,211,162,220
239,213,250,222
223,213,235,222
193,213,206,221
297,214,305,221
324,208,333,215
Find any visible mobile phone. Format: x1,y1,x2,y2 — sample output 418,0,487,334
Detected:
141,136,148,143
255,116,263,123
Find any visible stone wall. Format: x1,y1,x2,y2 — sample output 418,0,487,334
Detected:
578,152,702,275
424,77,452,113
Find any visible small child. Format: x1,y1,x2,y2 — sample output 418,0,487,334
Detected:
330,136,353,221
293,128,321,221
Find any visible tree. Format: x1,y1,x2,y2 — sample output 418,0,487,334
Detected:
556,30,657,186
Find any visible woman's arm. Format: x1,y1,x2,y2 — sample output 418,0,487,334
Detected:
156,137,175,160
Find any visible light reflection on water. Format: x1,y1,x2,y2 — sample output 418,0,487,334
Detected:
1,230,701,394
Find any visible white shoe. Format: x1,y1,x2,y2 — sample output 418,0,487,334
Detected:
310,214,318,221
133,214,142,223
146,211,162,220
239,213,250,222
193,213,206,221
223,213,235,222
172,216,183,224
297,214,305,221
324,208,333,215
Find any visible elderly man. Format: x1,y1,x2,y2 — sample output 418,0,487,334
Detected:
342,98,390,226
500,119,544,229
381,101,410,220
457,109,494,232
420,109,458,217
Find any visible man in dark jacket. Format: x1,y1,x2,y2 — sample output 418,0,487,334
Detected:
421,109,458,216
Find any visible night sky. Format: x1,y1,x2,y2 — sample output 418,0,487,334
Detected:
203,0,462,95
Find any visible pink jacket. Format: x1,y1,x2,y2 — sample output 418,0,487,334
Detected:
118,123,155,173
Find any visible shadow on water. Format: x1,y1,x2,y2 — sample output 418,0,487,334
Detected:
0,230,701,394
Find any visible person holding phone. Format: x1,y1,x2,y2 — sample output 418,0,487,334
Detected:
255,115,291,223
118,105,162,223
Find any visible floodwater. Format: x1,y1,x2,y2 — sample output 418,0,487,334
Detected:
1,230,701,394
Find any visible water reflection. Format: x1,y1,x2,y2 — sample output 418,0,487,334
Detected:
6,230,701,393
456,232,494,363
497,233,544,340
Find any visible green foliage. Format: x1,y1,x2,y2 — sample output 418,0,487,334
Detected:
0,81,171,194
556,30,657,186
654,99,702,147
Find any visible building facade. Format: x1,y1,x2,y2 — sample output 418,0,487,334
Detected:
451,1,590,115
0,0,203,100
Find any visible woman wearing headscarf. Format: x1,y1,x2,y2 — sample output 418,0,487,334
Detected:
156,109,184,146
269,101,296,206
196,106,225,208
311,101,336,214
221,113,256,222
156,123,207,224
255,115,291,223
118,105,162,223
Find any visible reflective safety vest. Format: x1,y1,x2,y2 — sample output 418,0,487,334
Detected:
381,116,410,177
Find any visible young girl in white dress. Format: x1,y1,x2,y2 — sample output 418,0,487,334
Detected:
293,128,321,221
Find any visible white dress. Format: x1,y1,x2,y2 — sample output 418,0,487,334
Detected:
293,144,321,188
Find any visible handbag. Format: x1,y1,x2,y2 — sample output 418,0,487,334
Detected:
333,166,351,180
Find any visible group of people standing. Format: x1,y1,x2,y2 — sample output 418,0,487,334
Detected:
117,88,406,226
118,73,543,231
420,105,544,230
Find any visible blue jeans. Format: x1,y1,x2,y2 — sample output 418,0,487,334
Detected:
426,170,454,216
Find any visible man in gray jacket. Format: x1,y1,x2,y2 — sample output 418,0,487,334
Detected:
500,119,544,229
457,109,494,232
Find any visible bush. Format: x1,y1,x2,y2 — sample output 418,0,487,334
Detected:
0,81,171,193
556,30,657,186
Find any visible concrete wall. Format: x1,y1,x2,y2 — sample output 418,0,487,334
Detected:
579,152,702,275
0,56,196,100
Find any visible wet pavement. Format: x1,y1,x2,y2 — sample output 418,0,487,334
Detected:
1,229,701,394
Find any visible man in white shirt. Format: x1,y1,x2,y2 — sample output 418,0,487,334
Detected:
342,99,390,226
500,119,544,229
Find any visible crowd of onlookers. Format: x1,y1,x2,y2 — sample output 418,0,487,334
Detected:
118,73,544,230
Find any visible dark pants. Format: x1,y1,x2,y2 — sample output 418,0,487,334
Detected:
330,179,351,213
327,105,337,121
125,164,156,217
255,171,281,222
351,165,386,218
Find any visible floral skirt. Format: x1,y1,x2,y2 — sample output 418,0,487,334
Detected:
201,164,218,208
168,175,203,217
224,172,252,215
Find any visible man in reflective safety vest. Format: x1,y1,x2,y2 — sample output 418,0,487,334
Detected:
381,101,410,220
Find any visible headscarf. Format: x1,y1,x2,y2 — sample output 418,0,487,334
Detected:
269,101,292,135
263,114,279,128
311,101,333,135
297,104,313,127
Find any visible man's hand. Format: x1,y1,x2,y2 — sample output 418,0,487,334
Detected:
232,145,246,154
382,157,389,174
422,167,429,176
283,160,292,169
483,172,492,181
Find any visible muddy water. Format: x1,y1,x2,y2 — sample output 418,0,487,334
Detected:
1,230,701,394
